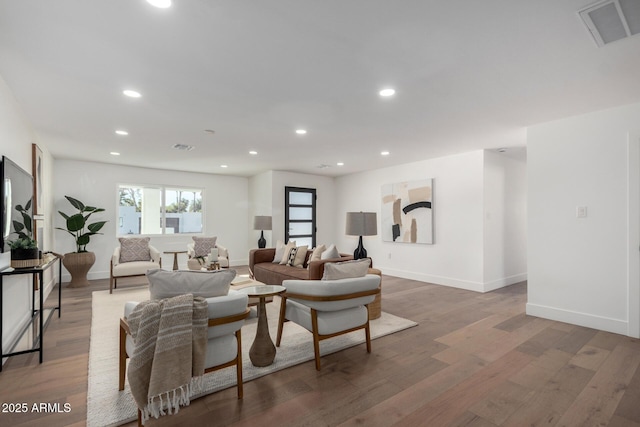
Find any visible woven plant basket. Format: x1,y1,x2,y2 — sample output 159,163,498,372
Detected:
63,251,96,287
368,268,382,320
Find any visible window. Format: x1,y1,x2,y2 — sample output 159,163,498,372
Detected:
118,185,203,235
285,186,316,247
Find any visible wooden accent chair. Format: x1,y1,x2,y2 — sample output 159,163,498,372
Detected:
367,268,382,320
119,292,250,403
276,274,381,370
109,244,161,294
186,242,230,270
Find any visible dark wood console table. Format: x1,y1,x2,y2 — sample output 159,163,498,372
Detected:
0,253,63,371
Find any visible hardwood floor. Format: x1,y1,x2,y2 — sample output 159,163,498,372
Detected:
2,270,640,426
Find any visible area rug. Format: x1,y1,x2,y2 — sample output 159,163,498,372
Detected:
87,286,417,427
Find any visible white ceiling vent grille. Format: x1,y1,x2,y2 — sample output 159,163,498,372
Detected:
172,143,194,151
579,0,640,46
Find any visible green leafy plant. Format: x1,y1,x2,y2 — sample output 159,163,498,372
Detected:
8,199,37,250
56,196,107,253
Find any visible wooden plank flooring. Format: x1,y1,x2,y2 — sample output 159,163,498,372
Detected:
1,270,640,426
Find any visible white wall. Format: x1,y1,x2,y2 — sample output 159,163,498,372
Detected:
248,171,273,249
527,102,640,337
271,171,337,247
0,75,57,361
483,150,528,290
53,160,249,280
334,150,526,292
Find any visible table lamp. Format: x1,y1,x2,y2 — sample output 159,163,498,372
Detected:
253,215,272,248
345,212,377,260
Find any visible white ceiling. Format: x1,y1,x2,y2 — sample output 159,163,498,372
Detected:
1,0,640,177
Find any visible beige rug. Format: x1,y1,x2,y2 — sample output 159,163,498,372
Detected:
87,286,417,427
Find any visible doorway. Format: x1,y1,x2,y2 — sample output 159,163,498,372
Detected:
284,186,316,248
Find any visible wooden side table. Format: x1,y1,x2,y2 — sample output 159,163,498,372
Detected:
163,250,187,270
236,285,286,367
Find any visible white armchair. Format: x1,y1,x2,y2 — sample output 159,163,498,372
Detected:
110,245,161,294
187,242,230,270
276,274,381,370
119,292,250,398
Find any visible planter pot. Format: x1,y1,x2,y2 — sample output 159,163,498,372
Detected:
63,251,96,288
11,248,40,269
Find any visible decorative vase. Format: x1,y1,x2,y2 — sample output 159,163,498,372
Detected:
10,248,40,269
63,251,96,287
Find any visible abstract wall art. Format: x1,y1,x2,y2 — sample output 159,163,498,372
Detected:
381,179,433,244
32,143,44,215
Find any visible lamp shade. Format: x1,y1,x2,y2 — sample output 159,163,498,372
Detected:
345,212,377,236
253,215,272,230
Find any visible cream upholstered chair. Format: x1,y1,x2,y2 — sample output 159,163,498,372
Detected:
276,274,381,370
119,291,250,398
186,242,229,270
110,239,161,294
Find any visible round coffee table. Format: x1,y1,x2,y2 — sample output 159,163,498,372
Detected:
236,285,286,367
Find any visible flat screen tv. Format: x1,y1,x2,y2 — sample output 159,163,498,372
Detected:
1,156,34,253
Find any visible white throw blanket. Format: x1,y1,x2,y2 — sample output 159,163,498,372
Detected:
126,294,208,424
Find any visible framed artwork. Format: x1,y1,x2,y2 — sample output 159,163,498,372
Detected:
32,143,44,215
34,217,44,251
381,179,433,244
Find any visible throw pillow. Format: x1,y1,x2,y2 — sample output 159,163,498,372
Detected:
322,258,371,280
287,245,308,268
279,241,297,264
321,244,340,260
147,268,236,300
286,246,299,266
193,236,217,258
119,237,151,263
272,240,285,263
309,244,326,263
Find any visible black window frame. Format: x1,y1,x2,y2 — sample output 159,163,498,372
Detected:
284,186,316,248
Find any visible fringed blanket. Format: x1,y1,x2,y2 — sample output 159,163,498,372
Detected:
126,294,208,425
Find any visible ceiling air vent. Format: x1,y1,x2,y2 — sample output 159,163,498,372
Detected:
172,144,194,151
579,0,640,47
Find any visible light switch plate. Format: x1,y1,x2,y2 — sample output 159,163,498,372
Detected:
576,206,588,218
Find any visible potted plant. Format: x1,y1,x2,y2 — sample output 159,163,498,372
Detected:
8,198,40,268
56,196,107,287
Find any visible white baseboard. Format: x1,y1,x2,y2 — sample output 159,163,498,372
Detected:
381,267,484,292
229,258,249,268
526,302,628,336
482,273,528,292
380,267,527,293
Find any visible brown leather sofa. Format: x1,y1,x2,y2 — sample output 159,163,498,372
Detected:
249,248,353,285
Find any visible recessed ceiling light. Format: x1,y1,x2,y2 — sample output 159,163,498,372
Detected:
115,130,128,136
110,152,120,156
220,164,228,168
379,88,396,97
146,0,172,8
295,129,307,135
204,129,215,135
337,162,344,166
381,151,390,156
249,151,258,155
123,89,141,98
